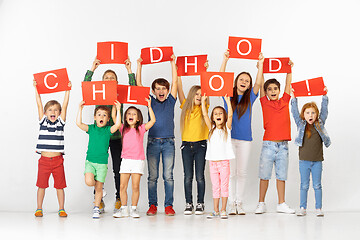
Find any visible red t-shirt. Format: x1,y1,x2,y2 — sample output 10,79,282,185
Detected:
260,93,291,141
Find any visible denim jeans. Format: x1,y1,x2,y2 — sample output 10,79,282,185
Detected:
147,138,175,207
181,140,207,204
299,160,323,209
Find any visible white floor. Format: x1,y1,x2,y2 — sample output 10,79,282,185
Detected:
1,210,359,240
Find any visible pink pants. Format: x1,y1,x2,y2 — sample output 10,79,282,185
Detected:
209,160,230,198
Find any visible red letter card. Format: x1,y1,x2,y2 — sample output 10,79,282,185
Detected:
263,58,292,73
117,85,150,106
228,36,262,60
176,55,208,76
97,42,128,64
82,81,118,105
201,72,234,97
291,77,326,97
33,68,71,94
140,47,173,65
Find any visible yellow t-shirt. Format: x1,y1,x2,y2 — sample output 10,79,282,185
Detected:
180,99,209,142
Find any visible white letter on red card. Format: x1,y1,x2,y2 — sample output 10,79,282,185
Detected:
236,39,252,56
185,57,197,73
269,59,282,72
44,73,59,89
127,86,137,103
93,84,106,100
209,75,224,92
150,47,163,63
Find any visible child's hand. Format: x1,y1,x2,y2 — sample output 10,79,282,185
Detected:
171,54,176,62
145,96,152,108
33,79,37,87
79,101,85,109
204,60,209,70
324,86,328,95
91,58,101,72
137,57,143,66
114,100,121,110
201,94,207,103
224,49,230,60
290,88,295,98
224,94,231,104
68,81,72,88
257,52,264,68
288,59,294,68
125,58,132,71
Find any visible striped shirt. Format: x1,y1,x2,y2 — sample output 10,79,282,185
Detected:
36,115,65,154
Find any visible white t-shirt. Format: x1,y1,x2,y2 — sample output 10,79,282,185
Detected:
205,126,235,161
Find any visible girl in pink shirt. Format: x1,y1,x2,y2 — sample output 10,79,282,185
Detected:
113,98,156,218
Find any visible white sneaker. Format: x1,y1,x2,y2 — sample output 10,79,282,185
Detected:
184,203,193,215
297,207,307,216
130,206,140,218
228,202,236,215
93,207,100,219
220,210,228,219
236,203,246,215
113,209,122,218
277,202,295,214
316,209,324,217
120,206,129,217
255,202,266,214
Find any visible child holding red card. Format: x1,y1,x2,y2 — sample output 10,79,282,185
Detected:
84,57,137,213
33,80,71,218
255,55,296,214
220,50,263,215
291,87,331,217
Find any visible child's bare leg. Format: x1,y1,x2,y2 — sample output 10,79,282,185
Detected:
85,173,96,186
94,181,103,207
259,179,269,202
276,179,285,204
120,173,131,206
131,174,142,206
213,198,220,212
56,189,65,210
221,197,228,212
37,188,45,209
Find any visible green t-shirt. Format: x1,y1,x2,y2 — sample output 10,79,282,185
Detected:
86,124,113,164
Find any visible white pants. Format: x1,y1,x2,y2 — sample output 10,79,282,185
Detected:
228,139,251,204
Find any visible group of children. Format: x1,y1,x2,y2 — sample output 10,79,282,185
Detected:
33,51,330,219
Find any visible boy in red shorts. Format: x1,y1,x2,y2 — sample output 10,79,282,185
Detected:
33,80,71,217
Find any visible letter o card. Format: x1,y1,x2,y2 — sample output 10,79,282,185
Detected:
176,55,207,76
33,68,71,94
82,81,117,105
228,36,262,60
97,42,128,64
140,47,173,65
263,58,291,73
117,85,150,106
201,72,234,97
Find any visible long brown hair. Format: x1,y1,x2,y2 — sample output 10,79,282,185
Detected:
300,102,320,138
208,106,228,141
122,106,143,135
231,72,253,119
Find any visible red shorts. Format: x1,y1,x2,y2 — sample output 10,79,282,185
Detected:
36,155,67,189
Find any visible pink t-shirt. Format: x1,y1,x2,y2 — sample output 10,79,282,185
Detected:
120,124,147,160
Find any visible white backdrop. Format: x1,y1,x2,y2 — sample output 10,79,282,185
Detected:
1,0,359,213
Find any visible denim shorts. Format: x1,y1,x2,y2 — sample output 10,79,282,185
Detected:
259,141,289,181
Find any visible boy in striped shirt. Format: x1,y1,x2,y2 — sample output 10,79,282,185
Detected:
33,80,71,218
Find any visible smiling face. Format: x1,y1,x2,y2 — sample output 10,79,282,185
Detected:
94,109,110,128
212,107,226,127
266,83,280,101
125,108,139,127
304,107,317,125
236,73,251,94
152,83,169,102
193,89,202,106
45,104,61,122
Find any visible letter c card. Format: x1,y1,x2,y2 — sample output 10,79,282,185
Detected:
33,68,71,94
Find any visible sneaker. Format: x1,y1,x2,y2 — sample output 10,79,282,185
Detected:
58,209,68,217
120,206,129,217
195,203,205,215
93,207,100,219
236,203,246,215
207,211,220,219
220,210,228,219
146,205,157,216
184,203,193,215
99,199,105,213
255,202,266,214
228,202,237,215
297,207,307,216
34,209,43,217
114,198,121,213
316,209,324,217
113,209,122,218
165,206,175,216
130,206,140,218
277,202,295,214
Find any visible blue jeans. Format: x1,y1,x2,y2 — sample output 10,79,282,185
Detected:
181,140,207,204
299,160,323,209
147,138,175,207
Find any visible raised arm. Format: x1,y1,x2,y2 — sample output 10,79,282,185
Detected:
126,58,137,86
177,76,185,104
170,54,178,99
290,90,302,127
253,53,264,95
76,101,89,132
224,95,233,129
145,97,156,130
284,59,294,95
34,80,44,120
110,100,122,133
90,57,101,72
319,87,329,123
84,58,101,82
201,94,212,130
259,54,266,98
60,81,71,121
136,58,143,87
220,49,229,72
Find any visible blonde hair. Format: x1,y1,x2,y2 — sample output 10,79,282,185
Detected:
180,85,208,133
300,102,320,138
208,106,228,141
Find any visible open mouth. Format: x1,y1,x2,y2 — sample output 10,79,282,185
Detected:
240,84,246,88
159,94,165,98
271,94,276,97
100,120,104,124
129,118,134,121
216,118,221,121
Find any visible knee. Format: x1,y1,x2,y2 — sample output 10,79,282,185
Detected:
300,182,310,191
132,185,140,193
120,183,128,192
313,183,322,191
85,178,95,187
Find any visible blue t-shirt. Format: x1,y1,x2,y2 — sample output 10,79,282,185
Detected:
223,89,258,141
148,94,176,138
